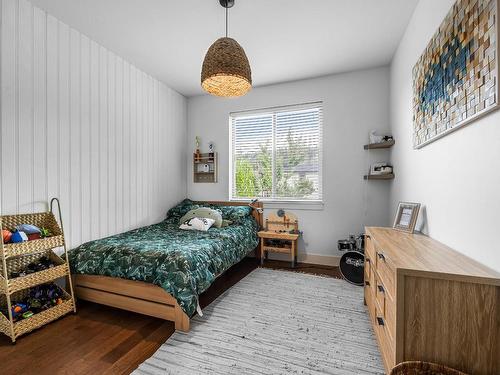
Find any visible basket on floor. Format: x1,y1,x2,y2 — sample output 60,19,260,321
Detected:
390,361,469,375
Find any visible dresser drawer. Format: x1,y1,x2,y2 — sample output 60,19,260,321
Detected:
374,304,395,371
374,247,395,299
364,282,375,323
385,293,396,340
365,235,376,261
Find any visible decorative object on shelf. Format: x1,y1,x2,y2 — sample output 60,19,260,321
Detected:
208,141,215,161
369,130,385,144
258,211,300,267
194,136,201,162
413,0,499,149
201,0,252,97
338,234,366,286
393,201,421,233
369,162,393,176
193,152,218,183
0,198,76,343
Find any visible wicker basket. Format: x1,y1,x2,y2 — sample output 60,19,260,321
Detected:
0,287,74,339
390,361,469,375
0,251,68,294
1,212,64,258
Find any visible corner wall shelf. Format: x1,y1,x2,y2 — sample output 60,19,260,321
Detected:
363,140,395,149
364,174,395,180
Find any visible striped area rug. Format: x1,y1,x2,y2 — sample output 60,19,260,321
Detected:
133,268,384,375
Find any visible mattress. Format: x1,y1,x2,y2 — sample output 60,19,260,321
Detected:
69,215,258,316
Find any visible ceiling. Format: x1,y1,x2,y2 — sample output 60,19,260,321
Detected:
29,0,418,97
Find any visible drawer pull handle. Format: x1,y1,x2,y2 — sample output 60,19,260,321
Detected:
365,258,370,263
377,252,386,261
376,317,385,326
377,285,385,293
365,281,370,286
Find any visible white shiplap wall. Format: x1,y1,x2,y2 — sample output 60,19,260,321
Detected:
0,0,187,249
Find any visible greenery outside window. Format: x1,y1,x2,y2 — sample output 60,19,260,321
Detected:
230,102,323,202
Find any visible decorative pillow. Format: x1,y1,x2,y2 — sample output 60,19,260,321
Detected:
166,199,200,219
215,205,252,222
179,207,223,228
179,217,215,232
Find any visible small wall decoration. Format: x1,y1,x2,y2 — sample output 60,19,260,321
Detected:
413,0,499,148
393,202,421,233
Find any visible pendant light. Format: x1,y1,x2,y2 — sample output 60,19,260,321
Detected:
201,0,252,97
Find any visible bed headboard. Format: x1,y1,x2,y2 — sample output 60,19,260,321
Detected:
194,200,264,230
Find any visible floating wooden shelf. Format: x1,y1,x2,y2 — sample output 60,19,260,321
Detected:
363,140,395,149
364,174,395,180
193,152,217,183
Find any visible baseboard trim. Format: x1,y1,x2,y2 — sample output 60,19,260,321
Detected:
266,253,340,267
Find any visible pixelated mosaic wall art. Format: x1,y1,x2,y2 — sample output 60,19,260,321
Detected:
413,0,499,148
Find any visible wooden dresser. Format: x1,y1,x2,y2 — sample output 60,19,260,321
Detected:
364,227,500,375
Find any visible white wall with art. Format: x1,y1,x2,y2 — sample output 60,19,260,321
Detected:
390,0,500,271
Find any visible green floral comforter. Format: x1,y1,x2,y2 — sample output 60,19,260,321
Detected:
69,214,258,316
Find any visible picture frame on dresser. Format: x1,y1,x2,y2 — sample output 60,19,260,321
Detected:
393,202,420,233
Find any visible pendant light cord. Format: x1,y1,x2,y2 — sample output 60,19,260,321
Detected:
225,5,228,37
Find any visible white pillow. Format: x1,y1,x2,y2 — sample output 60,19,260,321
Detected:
179,217,215,232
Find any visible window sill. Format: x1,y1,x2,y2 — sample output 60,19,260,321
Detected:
230,199,324,211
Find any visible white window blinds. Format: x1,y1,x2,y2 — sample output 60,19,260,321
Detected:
230,103,323,201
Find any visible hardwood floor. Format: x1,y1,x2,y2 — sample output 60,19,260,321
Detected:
0,258,341,375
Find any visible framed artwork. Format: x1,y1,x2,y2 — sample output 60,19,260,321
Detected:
393,202,421,233
413,0,499,148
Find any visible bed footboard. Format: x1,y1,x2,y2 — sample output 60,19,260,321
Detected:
73,274,190,332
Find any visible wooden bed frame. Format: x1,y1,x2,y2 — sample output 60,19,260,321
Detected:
73,200,264,332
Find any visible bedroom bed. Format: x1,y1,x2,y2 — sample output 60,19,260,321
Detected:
69,200,263,332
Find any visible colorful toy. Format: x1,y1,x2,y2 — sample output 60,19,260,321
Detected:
10,230,28,243
40,227,52,238
22,311,34,319
11,303,28,321
2,229,12,243
27,233,42,241
10,256,55,279
15,224,41,235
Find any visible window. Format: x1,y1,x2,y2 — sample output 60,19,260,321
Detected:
230,102,322,202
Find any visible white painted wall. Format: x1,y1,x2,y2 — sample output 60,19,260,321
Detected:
188,67,392,262
0,0,187,249
390,0,500,271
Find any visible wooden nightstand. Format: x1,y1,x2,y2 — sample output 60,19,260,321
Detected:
258,231,299,267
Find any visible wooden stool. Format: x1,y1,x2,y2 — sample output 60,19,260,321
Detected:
258,231,299,267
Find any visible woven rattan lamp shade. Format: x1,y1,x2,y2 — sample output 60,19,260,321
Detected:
201,37,252,97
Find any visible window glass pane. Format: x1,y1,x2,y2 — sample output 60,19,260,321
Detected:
233,114,273,199
275,108,321,200
231,103,322,202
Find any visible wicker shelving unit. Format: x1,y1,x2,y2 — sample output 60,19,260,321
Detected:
0,198,76,343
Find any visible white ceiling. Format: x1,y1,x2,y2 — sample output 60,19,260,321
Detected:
29,0,418,97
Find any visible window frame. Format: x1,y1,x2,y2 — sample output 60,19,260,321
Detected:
229,101,323,205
